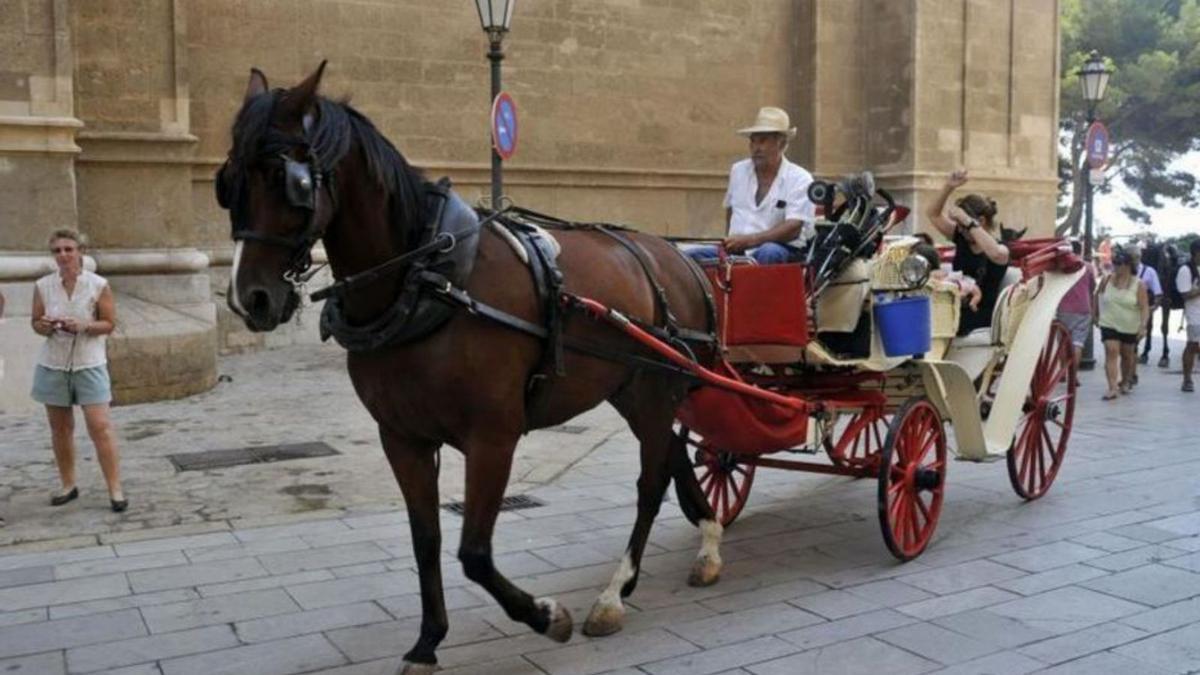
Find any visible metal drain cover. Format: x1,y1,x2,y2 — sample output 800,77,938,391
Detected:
168,442,341,472
442,494,545,515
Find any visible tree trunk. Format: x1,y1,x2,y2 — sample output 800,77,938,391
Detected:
1055,128,1087,237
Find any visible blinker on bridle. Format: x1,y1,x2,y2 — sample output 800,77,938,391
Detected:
217,142,336,285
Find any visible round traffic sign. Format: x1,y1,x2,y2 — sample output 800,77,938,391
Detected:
491,92,518,160
1085,121,1109,170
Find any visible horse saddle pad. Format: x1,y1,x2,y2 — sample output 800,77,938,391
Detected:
490,220,561,265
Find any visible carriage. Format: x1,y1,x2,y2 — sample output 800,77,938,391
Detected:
223,66,1088,669
576,175,1085,561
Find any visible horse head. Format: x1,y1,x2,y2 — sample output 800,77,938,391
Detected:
217,62,338,331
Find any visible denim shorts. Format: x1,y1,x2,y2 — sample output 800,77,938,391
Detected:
31,364,112,407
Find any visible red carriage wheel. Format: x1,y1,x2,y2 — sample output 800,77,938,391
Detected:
678,428,755,527
877,397,947,561
824,408,888,470
1007,321,1076,500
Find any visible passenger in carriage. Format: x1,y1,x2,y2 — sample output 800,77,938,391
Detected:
687,107,817,265
924,169,1011,336
912,243,983,312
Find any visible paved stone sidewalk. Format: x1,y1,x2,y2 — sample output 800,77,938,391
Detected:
2,339,1200,674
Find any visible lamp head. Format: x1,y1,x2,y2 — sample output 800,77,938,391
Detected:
1077,50,1111,104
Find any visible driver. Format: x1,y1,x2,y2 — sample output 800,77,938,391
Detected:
688,107,817,265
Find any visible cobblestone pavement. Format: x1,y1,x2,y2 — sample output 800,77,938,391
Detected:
2,339,1200,674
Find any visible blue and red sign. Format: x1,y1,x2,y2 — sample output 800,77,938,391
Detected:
491,92,518,160
1085,121,1109,170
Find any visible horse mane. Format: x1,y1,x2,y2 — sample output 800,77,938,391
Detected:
229,89,427,243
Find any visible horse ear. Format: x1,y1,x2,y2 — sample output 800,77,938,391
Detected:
278,60,327,121
244,68,268,102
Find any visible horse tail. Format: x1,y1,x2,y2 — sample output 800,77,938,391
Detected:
669,430,712,526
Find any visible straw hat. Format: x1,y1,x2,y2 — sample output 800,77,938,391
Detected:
737,107,796,138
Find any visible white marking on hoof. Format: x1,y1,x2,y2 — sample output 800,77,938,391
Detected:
397,660,439,675
688,518,723,587
583,554,634,637
536,596,573,643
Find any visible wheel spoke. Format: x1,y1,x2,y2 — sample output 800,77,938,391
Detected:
907,498,923,546
915,493,932,521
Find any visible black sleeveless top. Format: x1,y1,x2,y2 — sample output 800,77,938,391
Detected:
953,229,1008,335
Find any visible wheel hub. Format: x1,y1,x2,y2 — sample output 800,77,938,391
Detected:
913,467,941,491
1043,401,1061,422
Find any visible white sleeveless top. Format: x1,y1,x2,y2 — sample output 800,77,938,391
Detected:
35,269,109,371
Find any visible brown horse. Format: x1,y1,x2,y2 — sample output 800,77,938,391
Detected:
219,63,724,673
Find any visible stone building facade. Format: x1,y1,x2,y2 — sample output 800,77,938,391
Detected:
0,0,1060,412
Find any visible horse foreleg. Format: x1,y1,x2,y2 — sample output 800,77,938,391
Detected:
584,399,675,637
669,435,724,587
380,431,447,675
458,437,573,643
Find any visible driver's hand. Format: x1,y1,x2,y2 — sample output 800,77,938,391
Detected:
722,235,758,254
947,168,968,188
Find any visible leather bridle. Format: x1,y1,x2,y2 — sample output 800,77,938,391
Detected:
216,139,337,285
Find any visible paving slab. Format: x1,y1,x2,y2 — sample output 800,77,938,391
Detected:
0,340,1197,673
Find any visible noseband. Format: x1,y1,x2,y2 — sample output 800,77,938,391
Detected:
216,138,337,284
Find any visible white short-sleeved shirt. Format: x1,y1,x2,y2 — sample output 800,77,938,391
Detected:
723,158,817,247
1136,263,1162,297
35,269,109,371
1177,264,1200,326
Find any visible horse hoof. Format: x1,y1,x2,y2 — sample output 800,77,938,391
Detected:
582,600,625,637
687,556,721,587
397,661,439,675
537,597,573,643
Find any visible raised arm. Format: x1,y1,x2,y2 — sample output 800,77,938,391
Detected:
952,215,1010,265
925,169,969,240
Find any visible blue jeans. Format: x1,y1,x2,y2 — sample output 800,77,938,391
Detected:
687,242,799,265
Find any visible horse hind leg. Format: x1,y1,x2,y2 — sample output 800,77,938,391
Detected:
669,432,724,587
378,431,447,675
584,386,720,637
457,435,573,644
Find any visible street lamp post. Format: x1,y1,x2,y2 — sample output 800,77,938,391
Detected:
474,0,515,209
1077,50,1111,371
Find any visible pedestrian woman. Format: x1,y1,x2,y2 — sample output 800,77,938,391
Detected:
924,169,1011,335
1094,247,1149,401
29,229,127,512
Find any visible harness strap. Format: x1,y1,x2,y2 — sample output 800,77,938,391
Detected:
594,227,681,336
421,272,698,380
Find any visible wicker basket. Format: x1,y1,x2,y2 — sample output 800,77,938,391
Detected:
869,240,918,290
928,282,961,339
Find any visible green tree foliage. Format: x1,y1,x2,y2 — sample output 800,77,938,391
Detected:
1058,0,1200,235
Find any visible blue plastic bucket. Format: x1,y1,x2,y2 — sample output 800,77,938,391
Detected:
874,296,932,357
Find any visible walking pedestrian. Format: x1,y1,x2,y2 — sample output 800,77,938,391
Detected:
1057,240,1095,375
1095,247,1149,400
1177,239,1200,393
1132,247,1162,370
29,229,128,512
1159,243,1182,367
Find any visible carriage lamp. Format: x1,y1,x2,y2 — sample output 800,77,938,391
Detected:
900,254,931,288
474,0,515,208
1076,49,1111,371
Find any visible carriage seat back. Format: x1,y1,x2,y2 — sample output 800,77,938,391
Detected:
815,258,869,332
701,261,809,363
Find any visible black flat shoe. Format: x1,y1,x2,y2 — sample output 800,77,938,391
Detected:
110,498,129,513
50,487,78,506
